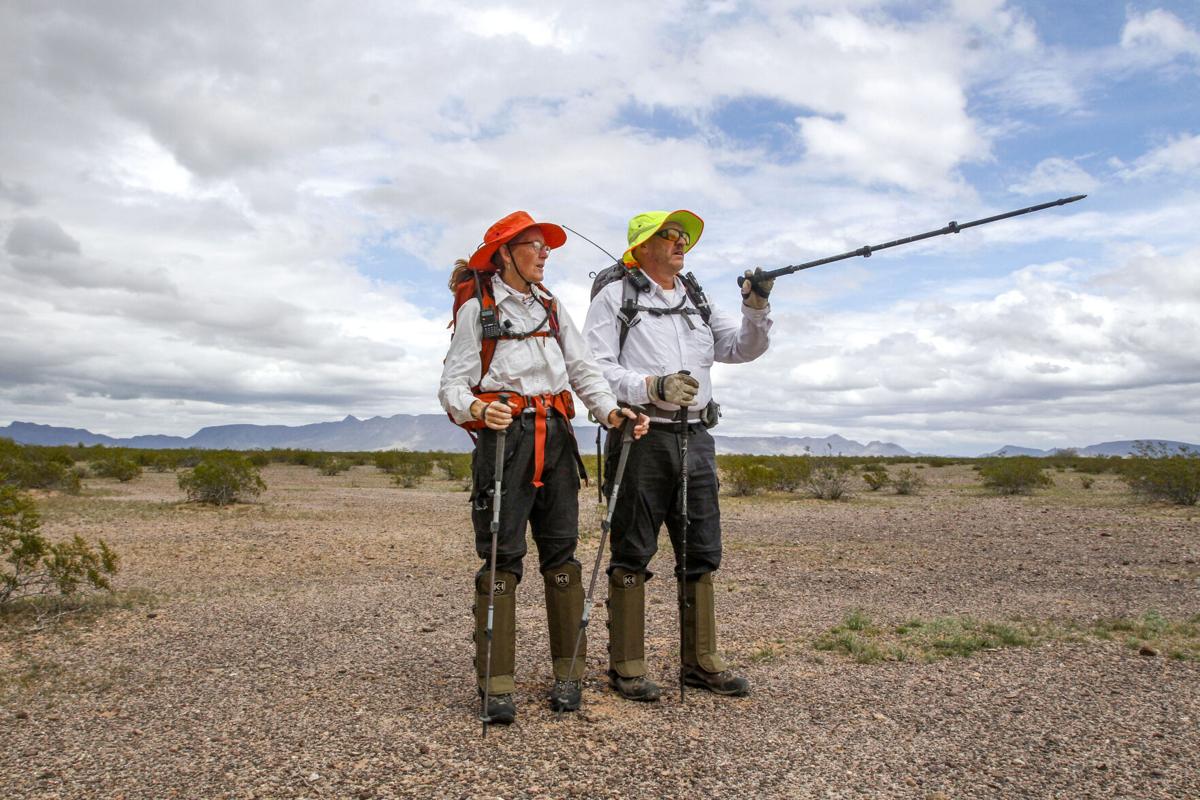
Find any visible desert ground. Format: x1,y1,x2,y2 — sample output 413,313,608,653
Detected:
2,463,1198,799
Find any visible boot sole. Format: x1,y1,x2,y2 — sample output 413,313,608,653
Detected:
682,676,750,697
608,681,661,702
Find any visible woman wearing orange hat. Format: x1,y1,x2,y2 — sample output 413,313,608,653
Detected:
438,210,648,725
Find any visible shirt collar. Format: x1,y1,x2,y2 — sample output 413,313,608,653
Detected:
491,272,551,304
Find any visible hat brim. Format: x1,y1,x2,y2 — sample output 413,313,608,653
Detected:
467,222,567,270
621,210,704,266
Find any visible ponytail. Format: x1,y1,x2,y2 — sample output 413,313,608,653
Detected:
448,259,473,292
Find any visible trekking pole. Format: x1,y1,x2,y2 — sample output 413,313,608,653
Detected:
481,393,510,738
595,424,604,505
736,194,1087,290
675,382,692,705
560,405,645,720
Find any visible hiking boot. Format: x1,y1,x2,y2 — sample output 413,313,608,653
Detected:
478,690,517,724
682,665,750,697
607,669,662,702
549,679,582,712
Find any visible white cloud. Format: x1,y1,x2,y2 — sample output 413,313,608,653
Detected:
1008,157,1099,196
1120,9,1200,58
1114,133,1200,180
0,2,1195,454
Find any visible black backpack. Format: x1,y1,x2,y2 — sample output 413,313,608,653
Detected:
589,262,713,354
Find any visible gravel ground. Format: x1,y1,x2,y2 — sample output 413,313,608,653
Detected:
2,464,1198,799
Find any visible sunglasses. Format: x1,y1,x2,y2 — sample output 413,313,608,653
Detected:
655,228,690,246
508,240,550,254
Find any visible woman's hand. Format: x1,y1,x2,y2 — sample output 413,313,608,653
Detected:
607,407,650,439
473,398,514,430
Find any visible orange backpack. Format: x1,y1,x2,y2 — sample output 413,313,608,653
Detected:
448,269,561,432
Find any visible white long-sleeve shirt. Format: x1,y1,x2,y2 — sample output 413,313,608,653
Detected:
583,274,772,417
438,274,619,425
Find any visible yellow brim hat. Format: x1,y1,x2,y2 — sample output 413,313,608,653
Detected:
621,209,704,266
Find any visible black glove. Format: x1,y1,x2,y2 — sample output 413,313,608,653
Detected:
741,267,774,309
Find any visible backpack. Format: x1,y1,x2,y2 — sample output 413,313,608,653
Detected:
589,262,712,354
447,269,561,432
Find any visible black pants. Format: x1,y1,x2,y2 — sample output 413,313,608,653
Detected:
604,423,721,581
471,413,582,582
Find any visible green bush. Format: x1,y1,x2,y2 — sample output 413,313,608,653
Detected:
1,486,119,607
91,454,142,482
722,456,776,497
439,453,473,490
0,439,80,493
376,450,434,487
178,455,266,505
978,457,1053,495
861,464,890,491
807,459,853,500
764,455,811,492
318,457,350,476
391,459,432,488
1122,442,1200,506
892,467,926,496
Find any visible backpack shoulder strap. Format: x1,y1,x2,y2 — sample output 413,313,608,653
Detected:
679,271,712,325
475,271,501,382
617,266,651,354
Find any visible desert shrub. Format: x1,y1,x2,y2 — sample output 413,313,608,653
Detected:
0,439,80,493
861,464,890,491
1122,442,1200,506
376,450,435,487
246,451,272,468
978,457,1053,495
174,450,204,469
1073,456,1120,475
1,486,119,608
148,453,175,472
391,458,433,488
892,467,926,496
1079,476,1095,490
439,453,473,489
722,456,776,497
318,457,350,476
807,459,853,500
764,455,811,492
287,449,325,468
178,455,266,505
91,453,142,482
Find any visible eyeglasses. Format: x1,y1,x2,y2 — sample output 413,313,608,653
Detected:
508,240,550,254
655,228,690,246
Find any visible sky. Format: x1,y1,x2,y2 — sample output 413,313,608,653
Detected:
1,0,1198,456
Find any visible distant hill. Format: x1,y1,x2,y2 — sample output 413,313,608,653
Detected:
1,417,912,457
981,440,1200,458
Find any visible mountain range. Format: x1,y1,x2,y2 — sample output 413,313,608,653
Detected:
982,441,1200,457
3,417,1195,458
0,416,912,457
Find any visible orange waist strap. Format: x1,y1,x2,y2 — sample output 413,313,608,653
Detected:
474,390,575,488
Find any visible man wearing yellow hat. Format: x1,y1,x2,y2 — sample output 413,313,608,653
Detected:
583,210,774,701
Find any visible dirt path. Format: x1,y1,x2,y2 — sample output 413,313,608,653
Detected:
2,465,1197,798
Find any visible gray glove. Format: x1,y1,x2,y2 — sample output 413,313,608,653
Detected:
741,267,774,310
648,371,700,407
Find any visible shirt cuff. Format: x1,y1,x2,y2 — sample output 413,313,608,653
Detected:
741,302,771,320
449,394,477,425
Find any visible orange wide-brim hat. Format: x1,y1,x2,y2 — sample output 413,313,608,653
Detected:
467,210,567,270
